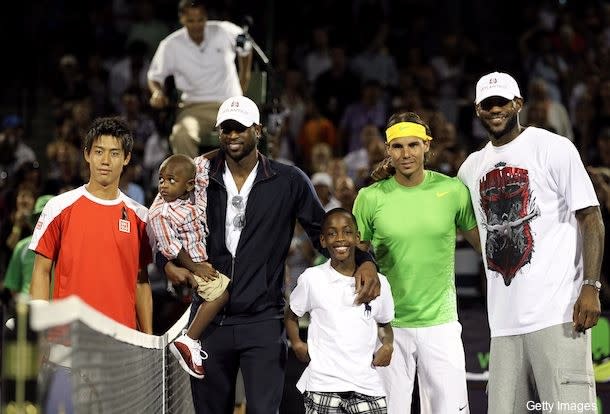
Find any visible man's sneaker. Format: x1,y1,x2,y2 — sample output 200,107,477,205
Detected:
169,331,208,379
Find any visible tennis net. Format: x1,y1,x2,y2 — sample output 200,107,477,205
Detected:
27,295,194,413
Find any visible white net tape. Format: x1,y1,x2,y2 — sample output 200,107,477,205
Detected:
29,296,194,413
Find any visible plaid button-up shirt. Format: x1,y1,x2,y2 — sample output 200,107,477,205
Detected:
148,156,210,262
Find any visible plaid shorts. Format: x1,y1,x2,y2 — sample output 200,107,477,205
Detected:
303,391,387,414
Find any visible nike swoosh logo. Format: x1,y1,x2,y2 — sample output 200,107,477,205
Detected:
436,191,449,197
459,404,468,411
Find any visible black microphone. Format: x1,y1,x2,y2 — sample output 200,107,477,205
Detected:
237,15,271,68
236,16,253,49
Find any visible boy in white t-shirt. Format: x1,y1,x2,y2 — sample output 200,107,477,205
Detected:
458,72,604,414
285,208,394,414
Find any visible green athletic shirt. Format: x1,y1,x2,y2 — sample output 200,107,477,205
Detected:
5,236,55,297
4,236,35,294
353,170,477,328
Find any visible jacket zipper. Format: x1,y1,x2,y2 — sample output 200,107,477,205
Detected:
219,256,235,326
211,156,276,326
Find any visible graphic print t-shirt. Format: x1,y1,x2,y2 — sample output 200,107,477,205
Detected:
458,127,599,337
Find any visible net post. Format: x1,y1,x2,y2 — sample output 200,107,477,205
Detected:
1,293,40,413
162,332,167,414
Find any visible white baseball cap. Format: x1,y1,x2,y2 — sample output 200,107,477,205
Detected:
475,72,522,105
311,172,333,189
215,96,260,127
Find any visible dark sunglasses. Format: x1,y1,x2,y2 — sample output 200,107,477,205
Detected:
220,120,249,135
478,97,511,111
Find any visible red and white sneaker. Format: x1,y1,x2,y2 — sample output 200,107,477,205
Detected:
169,331,208,379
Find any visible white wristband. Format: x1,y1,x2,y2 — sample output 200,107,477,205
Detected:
29,299,50,306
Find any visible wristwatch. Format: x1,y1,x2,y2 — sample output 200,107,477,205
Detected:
582,279,602,291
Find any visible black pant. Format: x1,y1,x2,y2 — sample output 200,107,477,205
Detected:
191,318,288,414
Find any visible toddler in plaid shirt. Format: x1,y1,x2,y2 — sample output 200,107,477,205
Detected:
148,154,230,379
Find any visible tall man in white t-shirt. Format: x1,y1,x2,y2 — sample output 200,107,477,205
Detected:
458,72,605,414
147,0,252,157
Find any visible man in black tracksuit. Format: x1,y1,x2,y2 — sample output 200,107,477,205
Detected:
160,96,380,414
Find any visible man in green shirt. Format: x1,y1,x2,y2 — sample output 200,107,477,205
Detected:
353,112,479,413
4,195,53,295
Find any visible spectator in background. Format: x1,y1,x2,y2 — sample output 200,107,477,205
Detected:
426,120,466,176
429,33,471,124
588,127,610,169
313,44,360,126
569,70,599,129
523,99,557,133
344,124,383,184
311,172,341,211
265,125,295,167
109,40,150,113
359,137,387,188
51,111,81,150
143,134,171,203
0,115,37,181
43,140,83,195
85,53,111,117
279,69,307,161
303,26,332,84
297,99,337,168
591,77,610,142
0,165,40,276
338,80,387,155
49,54,88,113
3,182,37,255
587,165,610,307
119,163,146,205
126,0,170,60
147,0,253,157
308,142,333,175
569,71,598,160
327,158,348,185
268,37,293,101
119,85,164,201
552,19,587,66
521,28,568,103
3,195,53,296
120,86,159,171
285,222,315,296
334,175,357,211
0,162,41,219
70,99,95,147
521,77,574,140
350,22,399,90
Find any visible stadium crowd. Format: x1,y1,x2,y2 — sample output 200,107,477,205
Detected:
1,0,610,412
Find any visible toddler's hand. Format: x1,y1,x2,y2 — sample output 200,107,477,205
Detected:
193,262,219,282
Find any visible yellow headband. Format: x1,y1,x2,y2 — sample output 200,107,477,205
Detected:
385,122,433,142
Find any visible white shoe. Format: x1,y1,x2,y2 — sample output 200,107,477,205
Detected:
169,331,208,379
